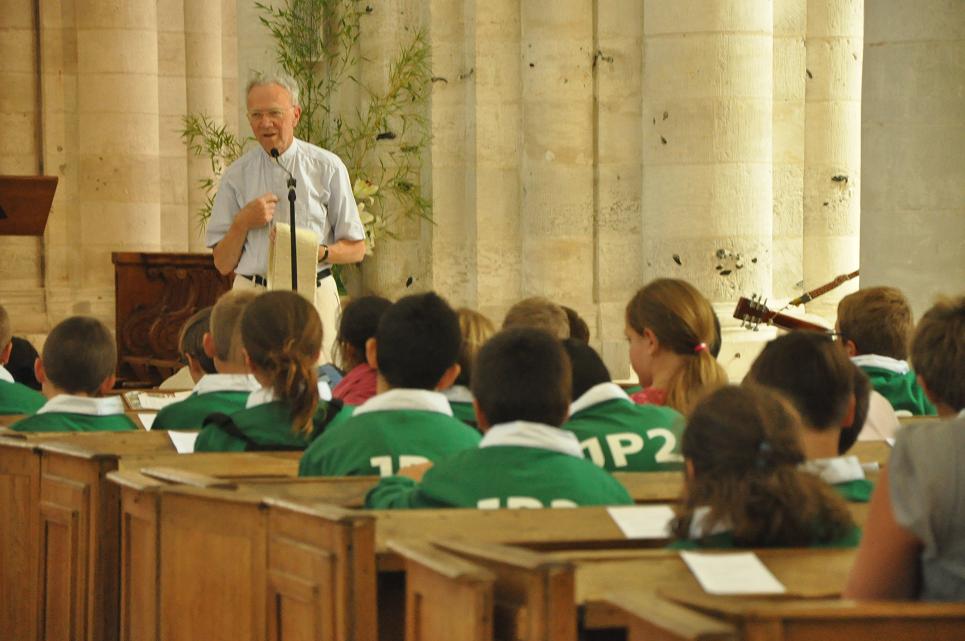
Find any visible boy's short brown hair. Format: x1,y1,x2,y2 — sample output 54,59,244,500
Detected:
837,287,913,360
42,316,116,394
911,296,965,411
473,327,572,427
745,331,855,431
210,291,258,364
502,297,569,339
178,307,216,375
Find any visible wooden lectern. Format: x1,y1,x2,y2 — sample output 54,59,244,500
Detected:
0,175,57,236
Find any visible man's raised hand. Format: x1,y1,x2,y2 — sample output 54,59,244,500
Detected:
240,192,278,229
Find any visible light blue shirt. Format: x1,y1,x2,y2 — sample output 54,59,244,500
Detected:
206,138,365,276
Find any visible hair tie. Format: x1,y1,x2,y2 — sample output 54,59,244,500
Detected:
693,342,708,353
755,440,773,470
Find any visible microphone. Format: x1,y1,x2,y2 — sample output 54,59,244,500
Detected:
270,147,296,190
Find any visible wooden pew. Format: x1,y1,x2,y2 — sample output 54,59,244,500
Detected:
0,429,301,641
602,591,737,641
646,589,965,641
387,539,495,641
408,542,858,640
154,487,377,641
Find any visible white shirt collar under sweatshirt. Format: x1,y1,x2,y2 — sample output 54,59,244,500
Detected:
351,388,453,417
479,421,584,458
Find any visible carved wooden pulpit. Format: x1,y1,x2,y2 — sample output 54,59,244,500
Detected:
112,252,232,387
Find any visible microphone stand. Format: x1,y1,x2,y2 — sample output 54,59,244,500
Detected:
271,148,298,293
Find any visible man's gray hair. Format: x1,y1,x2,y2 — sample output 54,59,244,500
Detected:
246,70,300,107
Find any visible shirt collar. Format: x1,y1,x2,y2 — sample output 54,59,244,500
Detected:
851,354,910,375
479,421,584,458
0,365,14,384
37,394,126,416
800,455,866,484
352,388,453,417
245,379,332,409
441,385,474,404
570,382,630,415
193,374,261,396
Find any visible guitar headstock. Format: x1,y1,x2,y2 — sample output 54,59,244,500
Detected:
733,294,771,331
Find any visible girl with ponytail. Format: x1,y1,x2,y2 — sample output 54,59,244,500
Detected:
672,385,859,549
196,291,343,452
624,278,727,415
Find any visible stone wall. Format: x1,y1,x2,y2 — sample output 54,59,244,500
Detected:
860,0,965,316
3,0,962,378
0,0,237,334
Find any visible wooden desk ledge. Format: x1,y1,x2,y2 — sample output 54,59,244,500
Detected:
389,539,497,585
662,588,965,621
137,466,239,489
603,591,738,641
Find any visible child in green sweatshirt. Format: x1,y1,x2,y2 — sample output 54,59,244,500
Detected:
12,316,136,433
365,327,633,509
153,292,260,430
300,292,480,476
0,305,44,416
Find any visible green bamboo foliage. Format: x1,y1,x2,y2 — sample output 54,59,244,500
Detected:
181,0,432,253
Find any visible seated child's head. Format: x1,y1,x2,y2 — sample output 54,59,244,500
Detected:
836,286,912,359
674,385,854,547
561,338,611,400
454,308,496,387
38,316,117,396
745,331,856,437
502,297,569,339
911,296,965,414
625,278,727,413
473,327,572,428
208,291,258,372
0,304,12,364
336,295,392,371
241,291,322,432
178,307,216,383
370,292,462,391
561,306,590,343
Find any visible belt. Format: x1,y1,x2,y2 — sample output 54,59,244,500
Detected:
240,268,332,288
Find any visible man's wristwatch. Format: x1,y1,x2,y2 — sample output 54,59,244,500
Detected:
320,245,329,262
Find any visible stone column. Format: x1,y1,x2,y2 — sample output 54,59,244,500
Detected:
642,1,774,379
184,0,224,251
0,0,46,331
772,0,807,300
594,0,644,377
157,0,189,251
802,0,863,319
471,0,524,322
426,0,475,308
519,1,596,313
357,0,432,300
44,0,162,323
860,0,965,316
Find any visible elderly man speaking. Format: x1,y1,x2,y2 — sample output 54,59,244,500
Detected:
206,71,365,361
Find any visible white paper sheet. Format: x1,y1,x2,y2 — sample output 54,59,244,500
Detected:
680,551,787,595
886,437,896,447
130,391,191,411
138,413,156,431
607,505,676,539
168,431,199,454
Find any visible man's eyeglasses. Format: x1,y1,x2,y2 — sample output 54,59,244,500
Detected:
247,108,292,122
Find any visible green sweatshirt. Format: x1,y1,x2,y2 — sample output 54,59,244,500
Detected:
563,383,685,472
0,379,45,416
670,526,862,550
11,395,137,432
194,399,345,452
365,420,634,509
152,391,251,430
299,409,480,477
853,355,936,416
